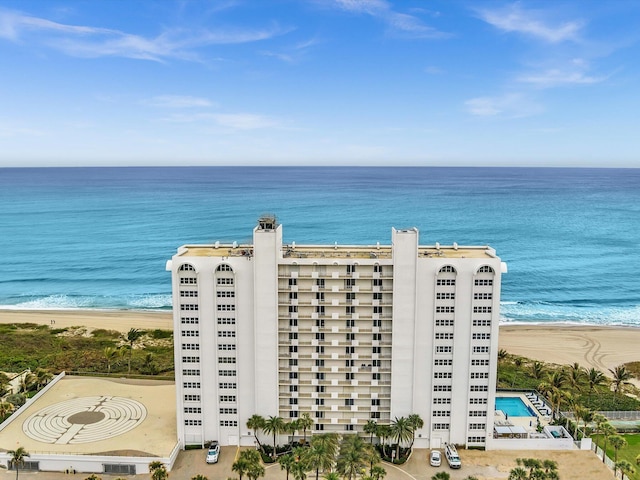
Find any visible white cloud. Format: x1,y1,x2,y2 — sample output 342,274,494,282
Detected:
331,0,448,38
0,8,286,62
143,95,214,108
260,37,321,63
161,112,278,130
517,69,605,87
465,93,542,118
211,113,278,130
477,3,583,43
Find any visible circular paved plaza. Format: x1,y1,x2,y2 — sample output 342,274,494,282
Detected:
22,395,147,445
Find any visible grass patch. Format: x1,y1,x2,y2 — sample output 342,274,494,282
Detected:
148,329,172,340
91,329,121,339
593,433,640,480
0,323,174,376
625,362,640,379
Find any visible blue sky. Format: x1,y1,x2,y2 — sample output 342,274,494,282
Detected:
1,0,639,167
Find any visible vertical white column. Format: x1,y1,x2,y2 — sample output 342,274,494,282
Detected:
390,228,419,418
252,224,282,419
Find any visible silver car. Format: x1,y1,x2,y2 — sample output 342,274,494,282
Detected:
430,450,441,467
206,442,220,464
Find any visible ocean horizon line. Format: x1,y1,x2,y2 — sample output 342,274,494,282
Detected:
1,165,640,171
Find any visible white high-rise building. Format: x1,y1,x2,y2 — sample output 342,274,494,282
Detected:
166,216,506,450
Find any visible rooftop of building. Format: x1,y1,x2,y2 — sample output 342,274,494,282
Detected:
0,375,177,457
176,243,496,259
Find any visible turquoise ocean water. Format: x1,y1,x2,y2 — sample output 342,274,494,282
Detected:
0,167,638,326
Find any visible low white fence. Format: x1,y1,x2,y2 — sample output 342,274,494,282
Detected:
591,441,630,480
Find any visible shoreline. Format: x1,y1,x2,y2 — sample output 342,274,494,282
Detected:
0,308,172,333
2,309,639,374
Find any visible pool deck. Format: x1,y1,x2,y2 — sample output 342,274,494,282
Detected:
495,392,551,432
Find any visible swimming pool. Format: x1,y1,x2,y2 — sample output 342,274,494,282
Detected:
495,397,536,417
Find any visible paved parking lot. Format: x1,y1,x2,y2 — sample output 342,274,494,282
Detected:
3,447,613,480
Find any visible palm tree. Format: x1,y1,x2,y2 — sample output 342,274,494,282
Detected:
247,460,266,480
431,472,450,480
363,443,379,477
323,474,340,480
19,372,36,393
288,419,300,443
305,433,339,480
191,476,209,480
290,460,309,480
279,453,296,480
149,461,168,480
336,435,369,480
234,450,262,480
84,475,101,480
34,368,53,389
566,362,585,392
124,328,144,374
390,416,412,461
591,413,607,437
497,349,508,362
507,467,527,480
233,457,250,480
463,477,479,480
298,412,314,444
370,466,386,480
0,399,15,420
542,459,558,476
247,414,266,449
609,365,633,394
587,368,607,395
572,404,592,439
8,447,29,480
530,361,546,380
263,415,286,458
600,422,617,463
364,420,378,444
376,424,391,458
616,460,635,478
610,435,627,470
538,371,568,420
516,458,545,479
406,414,424,449
103,346,119,373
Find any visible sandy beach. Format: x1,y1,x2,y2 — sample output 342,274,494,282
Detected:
2,309,639,374
499,324,640,374
0,308,172,333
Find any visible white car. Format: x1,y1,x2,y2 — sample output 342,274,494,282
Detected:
206,442,220,464
430,450,441,467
